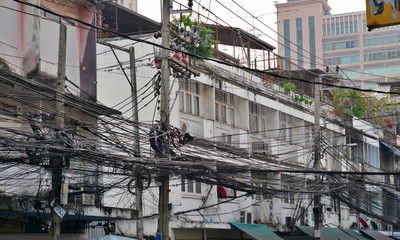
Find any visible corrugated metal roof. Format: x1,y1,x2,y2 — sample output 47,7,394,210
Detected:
230,222,283,240
361,230,395,240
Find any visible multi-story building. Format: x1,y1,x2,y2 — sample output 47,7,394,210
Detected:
0,1,398,240
276,0,400,88
98,33,400,237
96,7,400,238
0,1,135,239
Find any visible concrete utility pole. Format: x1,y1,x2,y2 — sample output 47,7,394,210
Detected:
313,73,336,240
97,41,145,239
159,0,171,239
52,22,67,240
313,75,322,240
130,47,144,240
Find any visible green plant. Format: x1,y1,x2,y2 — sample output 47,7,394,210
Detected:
280,81,296,93
172,15,218,58
333,89,367,118
294,94,313,105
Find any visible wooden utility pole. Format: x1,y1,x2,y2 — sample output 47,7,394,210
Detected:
52,22,67,240
159,0,171,239
130,47,144,240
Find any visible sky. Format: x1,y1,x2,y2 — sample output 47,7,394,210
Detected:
137,0,366,22
137,0,366,48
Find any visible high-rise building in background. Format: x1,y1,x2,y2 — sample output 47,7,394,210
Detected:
276,0,400,88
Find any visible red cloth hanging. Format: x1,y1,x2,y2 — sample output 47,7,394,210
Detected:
217,184,227,198
358,217,369,228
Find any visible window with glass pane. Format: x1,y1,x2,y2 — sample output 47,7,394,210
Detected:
228,108,235,127
221,105,227,123
179,91,184,112
186,93,192,114
215,103,219,121
179,78,201,115
181,177,201,194
193,96,200,116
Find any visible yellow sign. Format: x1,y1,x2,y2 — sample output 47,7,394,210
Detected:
366,0,400,31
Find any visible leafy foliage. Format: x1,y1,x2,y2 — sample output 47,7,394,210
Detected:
294,94,313,105
334,89,367,118
172,15,218,58
333,89,398,124
280,81,296,93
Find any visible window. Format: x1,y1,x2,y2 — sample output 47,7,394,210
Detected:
281,175,295,204
179,78,201,116
354,17,358,33
179,91,184,112
308,16,316,68
228,108,235,127
252,173,268,201
279,112,293,142
251,141,269,155
296,18,303,68
335,17,340,34
364,50,400,62
324,55,360,65
193,95,199,115
181,177,201,194
215,89,235,126
282,185,295,204
249,102,267,135
185,93,192,114
327,18,331,36
304,124,312,145
340,17,344,34
351,139,363,163
284,19,291,70
367,144,379,168
221,105,227,123
215,103,219,121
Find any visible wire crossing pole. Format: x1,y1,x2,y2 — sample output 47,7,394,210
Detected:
52,22,67,240
159,0,171,239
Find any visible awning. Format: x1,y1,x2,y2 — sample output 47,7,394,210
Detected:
230,222,283,240
380,142,400,157
361,230,394,240
296,226,370,240
96,235,136,240
341,228,371,240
